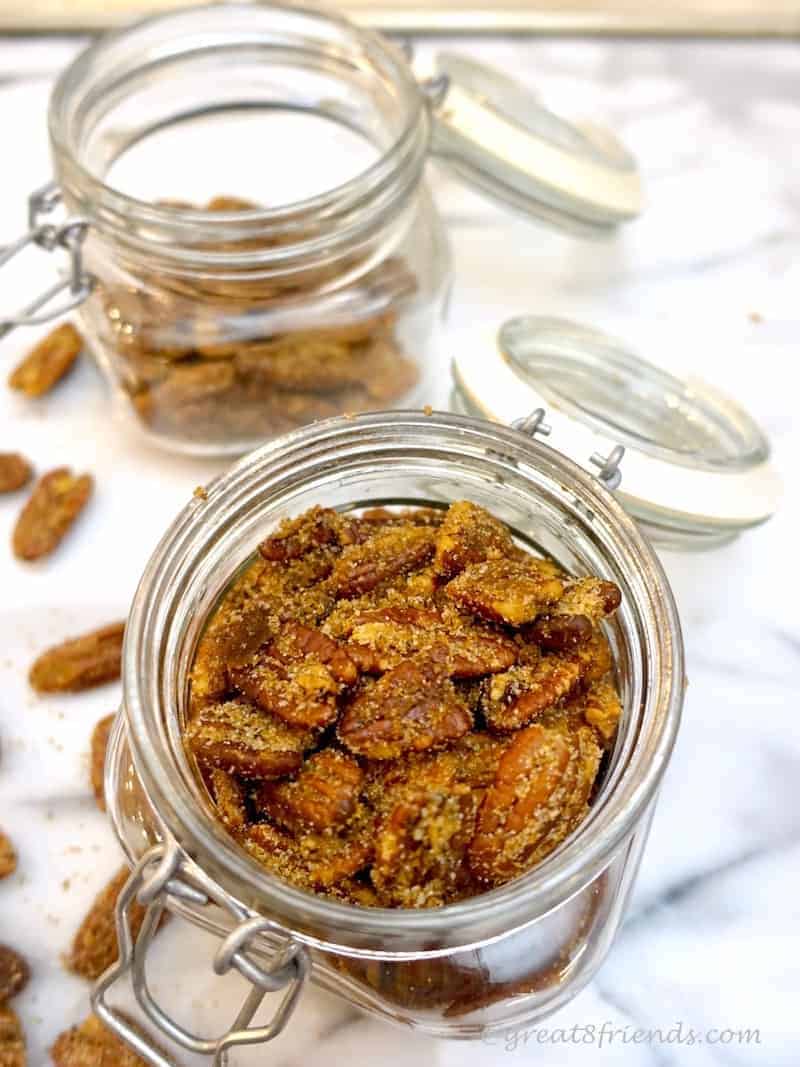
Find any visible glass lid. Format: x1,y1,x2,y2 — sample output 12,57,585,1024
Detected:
426,54,643,237
451,316,781,549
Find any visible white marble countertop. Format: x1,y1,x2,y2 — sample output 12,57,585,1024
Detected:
1,30,798,1067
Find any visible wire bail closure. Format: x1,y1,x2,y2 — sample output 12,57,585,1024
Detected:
92,838,308,1067
0,181,94,341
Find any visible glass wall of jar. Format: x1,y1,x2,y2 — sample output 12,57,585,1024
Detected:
100,412,683,1056
47,3,451,455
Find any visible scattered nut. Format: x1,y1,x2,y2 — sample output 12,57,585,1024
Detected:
90,715,115,811
12,468,93,561
30,623,125,694
0,454,32,495
8,322,82,397
0,946,30,1002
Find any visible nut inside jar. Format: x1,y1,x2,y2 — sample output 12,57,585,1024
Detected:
94,196,421,447
184,500,623,908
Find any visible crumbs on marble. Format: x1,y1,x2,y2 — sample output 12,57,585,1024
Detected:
749,311,763,324
62,878,71,891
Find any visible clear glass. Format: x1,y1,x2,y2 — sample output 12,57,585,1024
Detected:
106,410,683,1038
47,3,451,455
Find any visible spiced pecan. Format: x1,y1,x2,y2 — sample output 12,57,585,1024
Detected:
12,468,93,561
29,622,125,693
0,454,32,495
256,749,364,833
245,815,373,889
186,699,313,779
338,650,472,760
480,657,583,732
331,526,436,599
231,623,357,730
259,506,344,561
208,768,248,832
90,715,115,811
66,867,148,981
0,1005,24,1067
0,946,29,1002
51,1013,168,1067
433,499,516,580
446,558,564,627
0,831,15,880
579,679,623,744
469,723,601,885
8,322,82,397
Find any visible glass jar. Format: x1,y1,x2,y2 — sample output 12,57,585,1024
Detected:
96,410,683,1063
1,3,643,456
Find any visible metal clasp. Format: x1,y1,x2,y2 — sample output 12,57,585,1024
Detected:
513,407,625,491
92,840,308,1067
0,181,94,342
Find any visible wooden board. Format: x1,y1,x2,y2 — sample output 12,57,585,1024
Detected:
0,0,798,36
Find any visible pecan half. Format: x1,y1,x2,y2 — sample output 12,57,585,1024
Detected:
66,867,149,981
0,453,32,494
208,768,248,832
446,558,564,627
186,699,313,779
12,468,93,561
433,499,516,580
259,506,345,561
256,749,364,833
29,622,125,694
231,623,357,730
480,657,583,732
0,1005,24,1067
51,1013,167,1067
331,526,435,599
0,830,16,880
469,723,601,885
8,322,82,397
0,945,30,1002
90,714,115,811
338,650,472,760
579,679,623,744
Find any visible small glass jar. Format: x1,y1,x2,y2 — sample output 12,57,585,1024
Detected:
1,3,642,456
96,410,683,1062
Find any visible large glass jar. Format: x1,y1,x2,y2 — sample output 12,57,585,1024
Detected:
97,410,684,1063
2,3,642,456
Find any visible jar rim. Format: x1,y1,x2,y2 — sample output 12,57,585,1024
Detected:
48,1,428,265
122,411,684,955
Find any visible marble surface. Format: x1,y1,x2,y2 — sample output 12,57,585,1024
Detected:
1,31,798,1066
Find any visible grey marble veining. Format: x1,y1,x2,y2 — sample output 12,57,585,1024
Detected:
0,32,797,1066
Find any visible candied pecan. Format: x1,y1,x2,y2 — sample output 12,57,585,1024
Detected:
433,499,516,580
150,361,235,410
346,605,516,678
0,1005,24,1067
191,601,275,703
358,507,444,528
12,468,93,561
331,526,435,599
0,454,32,495
579,680,622,744
0,945,29,1002
555,577,621,620
259,506,344,561
245,816,373,889
208,768,248,832
372,784,480,908
446,558,564,627
29,622,124,693
0,830,15,880
573,628,613,684
231,623,357,730
338,650,472,760
8,322,82,397
469,723,600,886
66,867,148,981
186,699,313,779
256,749,364,833
480,657,583,732
90,714,115,811
528,613,593,652
51,1013,167,1067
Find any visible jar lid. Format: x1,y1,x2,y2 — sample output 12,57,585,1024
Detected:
427,54,643,236
451,316,781,548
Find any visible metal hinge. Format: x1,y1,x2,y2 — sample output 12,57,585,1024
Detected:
0,181,94,342
92,839,308,1067
512,407,625,491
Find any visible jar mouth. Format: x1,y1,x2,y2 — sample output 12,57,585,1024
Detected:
48,2,428,269
123,411,684,956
